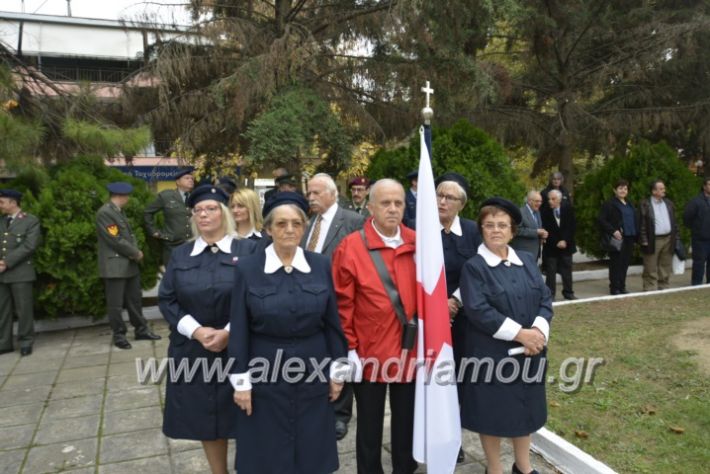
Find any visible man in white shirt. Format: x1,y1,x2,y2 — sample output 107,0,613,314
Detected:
639,180,678,290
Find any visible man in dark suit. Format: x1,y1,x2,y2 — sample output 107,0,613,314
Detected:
512,190,548,260
144,168,194,265
541,189,577,300
301,173,364,440
0,189,41,356
403,170,418,228
98,182,161,349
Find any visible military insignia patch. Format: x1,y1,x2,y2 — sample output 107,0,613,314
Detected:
107,224,119,236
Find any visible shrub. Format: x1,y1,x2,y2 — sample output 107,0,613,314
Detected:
574,140,700,258
13,155,161,319
367,119,525,219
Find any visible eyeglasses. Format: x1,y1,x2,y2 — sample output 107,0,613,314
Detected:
482,222,511,231
436,193,462,203
192,206,221,215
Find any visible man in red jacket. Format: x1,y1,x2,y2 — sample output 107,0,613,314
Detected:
332,178,418,474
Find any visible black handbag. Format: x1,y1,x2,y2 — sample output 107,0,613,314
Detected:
674,238,687,260
360,229,418,350
601,233,623,253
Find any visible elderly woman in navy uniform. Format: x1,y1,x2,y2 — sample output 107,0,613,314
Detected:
434,172,481,463
229,192,348,474
459,198,553,474
159,185,256,474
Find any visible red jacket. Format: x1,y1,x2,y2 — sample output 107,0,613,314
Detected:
332,218,417,382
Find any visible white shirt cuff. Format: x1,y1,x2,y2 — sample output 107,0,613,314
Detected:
492,317,523,341
348,349,363,382
223,323,230,332
532,316,550,343
452,288,462,303
177,315,201,339
329,358,351,383
229,372,252,391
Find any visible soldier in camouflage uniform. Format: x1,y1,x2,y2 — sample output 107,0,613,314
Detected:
97,182,161,349
0,189,40,356
144,168,194,265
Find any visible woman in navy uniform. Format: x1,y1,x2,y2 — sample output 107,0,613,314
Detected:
434,172,481,463
459,198,553,474
159,185,256,474
229,192,348,474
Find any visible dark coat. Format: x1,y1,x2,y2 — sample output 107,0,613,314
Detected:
96,202,141,279
0,211,40,283
638,197,678,254
229,250,347,474
598,197,637,242
459,250,553,437
541,204,577,257
404,189,417,228
300,205,364,257
683,192,710,240
159,237,256,440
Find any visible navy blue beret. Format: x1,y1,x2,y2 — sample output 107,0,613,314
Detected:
262,191,309,218
106,182,133,195
0,189,22,201
480,197,522,225
406,170,418,181
174,167,195,180
435,172,470,200
186,185,229,208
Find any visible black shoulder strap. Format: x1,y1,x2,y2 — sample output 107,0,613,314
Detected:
359,229,409,327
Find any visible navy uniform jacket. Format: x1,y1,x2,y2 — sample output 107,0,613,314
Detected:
459,247,553,437
159,237,256,440
404,189,417,228
229,249,347,474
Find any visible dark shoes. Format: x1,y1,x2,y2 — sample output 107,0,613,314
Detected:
456,446,465,463
512,462,539,474
563,294,578,301
335,420,348,440
114,338,132,350
135,331,161,341
20,346,32,356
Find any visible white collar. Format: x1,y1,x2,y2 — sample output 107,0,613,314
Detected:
440,214,462,236
235,228,262,239
525,203,536,215
477,243,523,267
371,220,403,248
319,202,339,222
190,234,233,256
264,244,311,274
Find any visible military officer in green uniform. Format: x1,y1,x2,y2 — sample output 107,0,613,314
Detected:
144,168,195,265
0,189,40,356
97,182,161,349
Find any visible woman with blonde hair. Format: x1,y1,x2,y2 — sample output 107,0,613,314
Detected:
230,188,264,241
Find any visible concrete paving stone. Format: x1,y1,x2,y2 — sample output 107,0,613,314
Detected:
0,402,44,427
104,386,160,413
99,428,167,464
67,343,111,358
62,353,110,370
109,348,155,364
43,394,103,420
0,354,19,376
2,371,57,390
99,455,171,474
166,437,202,453
50,378,106,400
0,448,25,474
170,447,212,474
12,357,64,375
0,423,35,450
105,374,149,393
56,468,95,474
0,384,53,408
102,405,162,435
23,437,97,473
335,447,392,473
106,361,140,377
35,414,101,446
56,365,108,384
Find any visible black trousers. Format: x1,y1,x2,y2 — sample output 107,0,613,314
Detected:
104,276,148,339
544,254,574,298
333,382,353,424
608,236,635,293
353,381,417,474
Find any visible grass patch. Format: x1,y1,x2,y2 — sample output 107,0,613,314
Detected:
546,289,710,473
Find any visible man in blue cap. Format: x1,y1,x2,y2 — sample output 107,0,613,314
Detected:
98,182,161,349
0,189,41,356
144,168,195,266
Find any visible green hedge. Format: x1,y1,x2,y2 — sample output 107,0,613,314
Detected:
12,156,161,319
575,140,700,258
367,119,525,219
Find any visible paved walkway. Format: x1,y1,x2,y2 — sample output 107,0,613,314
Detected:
0,320,559,473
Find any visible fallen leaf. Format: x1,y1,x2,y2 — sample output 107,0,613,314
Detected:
640,404,657,415
549,401,560,408
574,430,589,439
669,426,685,434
